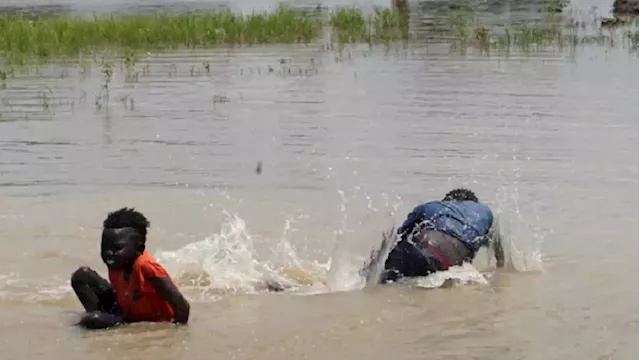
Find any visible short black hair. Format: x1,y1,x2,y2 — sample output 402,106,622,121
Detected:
443,188,478,202
103,207,150,241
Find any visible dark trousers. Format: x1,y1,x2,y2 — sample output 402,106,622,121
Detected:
379,230,471,283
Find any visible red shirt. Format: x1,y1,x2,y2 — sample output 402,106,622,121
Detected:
108,251,176,322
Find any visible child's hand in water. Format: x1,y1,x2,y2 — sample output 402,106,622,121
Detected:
77,311,124,330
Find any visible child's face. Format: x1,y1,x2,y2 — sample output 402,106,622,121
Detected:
100,227,141,271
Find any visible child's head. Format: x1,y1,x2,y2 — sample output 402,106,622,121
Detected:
100,207,150,271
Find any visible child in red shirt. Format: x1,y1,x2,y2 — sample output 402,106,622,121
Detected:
70,208,190,330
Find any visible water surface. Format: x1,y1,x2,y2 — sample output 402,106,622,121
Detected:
0,1,638,359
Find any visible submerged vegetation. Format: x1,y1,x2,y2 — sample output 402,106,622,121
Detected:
330,5,638,54
0,2,636,119
0,2,637,66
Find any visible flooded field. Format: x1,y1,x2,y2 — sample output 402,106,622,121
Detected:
0,1,638,359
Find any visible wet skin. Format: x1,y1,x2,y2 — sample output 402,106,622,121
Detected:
72,227,190,329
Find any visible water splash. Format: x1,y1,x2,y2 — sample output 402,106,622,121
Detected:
493,185,547,273
410,263,490,289
0,184,544,304
154,211,332,299
152,184,404,299
152,182,545,302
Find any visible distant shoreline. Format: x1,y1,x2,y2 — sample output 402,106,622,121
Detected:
0,4,636,66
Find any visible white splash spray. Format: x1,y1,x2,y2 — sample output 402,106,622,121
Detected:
154,210,336,299
0,184,546,303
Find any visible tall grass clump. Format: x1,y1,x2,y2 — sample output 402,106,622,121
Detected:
0,6,321,63
629,29,639,50
371,7,408,41
442,6,638,55
330,7,407,43
330,8,368,43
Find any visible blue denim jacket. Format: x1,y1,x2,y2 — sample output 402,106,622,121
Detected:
397,200,494,253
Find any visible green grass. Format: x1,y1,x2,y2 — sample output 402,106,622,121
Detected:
0,6,321,63
0,4,636,66
330,7,408,43
329,6,637,55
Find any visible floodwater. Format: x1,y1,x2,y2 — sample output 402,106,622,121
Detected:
0,0,638,359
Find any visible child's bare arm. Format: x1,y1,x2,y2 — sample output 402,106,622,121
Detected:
147,277,190,324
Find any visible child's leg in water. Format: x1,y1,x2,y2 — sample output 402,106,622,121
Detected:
71,267,123,329
70,266,117,313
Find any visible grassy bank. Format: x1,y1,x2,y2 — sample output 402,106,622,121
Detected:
0,4,637,65
0,6,321,62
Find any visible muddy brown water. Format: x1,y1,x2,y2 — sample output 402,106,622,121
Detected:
0,1,638,359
